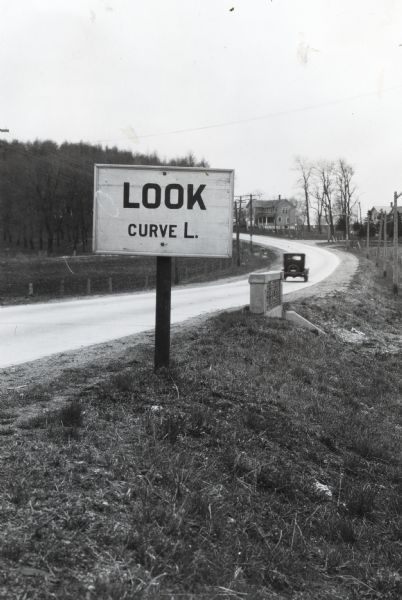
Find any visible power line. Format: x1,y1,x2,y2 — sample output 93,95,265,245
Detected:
93,83,402,144
2,81,402,184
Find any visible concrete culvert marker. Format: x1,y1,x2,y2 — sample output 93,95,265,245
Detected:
248,270,326,334
248,271,283,318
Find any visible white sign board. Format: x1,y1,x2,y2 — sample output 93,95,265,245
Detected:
93,165,234,257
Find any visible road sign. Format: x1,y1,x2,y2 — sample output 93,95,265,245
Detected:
93,165,234,257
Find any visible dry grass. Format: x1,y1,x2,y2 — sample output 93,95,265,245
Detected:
0,260,401,599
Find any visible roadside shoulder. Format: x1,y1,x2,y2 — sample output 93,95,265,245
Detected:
284,249,359,302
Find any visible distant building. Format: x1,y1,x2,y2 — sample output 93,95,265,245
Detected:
369,204,402,221
246,195,296,230
369,205,391,222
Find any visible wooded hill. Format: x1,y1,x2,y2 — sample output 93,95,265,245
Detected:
0,140,207,254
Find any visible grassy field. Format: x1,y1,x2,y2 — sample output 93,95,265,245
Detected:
0,242,275,304
0,257,401,599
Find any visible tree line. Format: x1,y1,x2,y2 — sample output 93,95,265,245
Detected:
295,157,359,239
0,140,208,254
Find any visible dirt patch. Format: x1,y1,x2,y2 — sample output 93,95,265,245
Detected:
287,249,402,355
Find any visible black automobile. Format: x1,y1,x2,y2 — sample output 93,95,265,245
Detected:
282,253,309,282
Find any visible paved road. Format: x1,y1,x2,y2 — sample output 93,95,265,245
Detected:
0,236,339,368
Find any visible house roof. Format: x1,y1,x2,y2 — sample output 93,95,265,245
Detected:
370,205,391,213
245,198,293,209
369,205,402,216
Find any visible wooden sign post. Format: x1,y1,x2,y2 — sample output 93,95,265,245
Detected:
93,164,234,371
155,256,172,369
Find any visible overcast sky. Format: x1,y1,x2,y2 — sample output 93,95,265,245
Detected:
1,0,402,214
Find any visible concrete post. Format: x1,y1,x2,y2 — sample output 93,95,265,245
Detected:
248,271,283,318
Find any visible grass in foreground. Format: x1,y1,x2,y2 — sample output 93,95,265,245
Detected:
0,261,401,599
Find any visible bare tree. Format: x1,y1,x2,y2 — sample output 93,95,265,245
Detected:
294,156,312,232
294,157,357,241
310,179,325,234
314,161,336,241
292,198,307,233
335,158,357,243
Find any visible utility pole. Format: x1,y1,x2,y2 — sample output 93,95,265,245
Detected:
376,211,383,267
249,194,253,253
234,196,242,267
366,210,371,259
383,211,387,277
0,129,10,243
393,191,401,294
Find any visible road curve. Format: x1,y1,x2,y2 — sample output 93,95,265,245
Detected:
0,237,339,368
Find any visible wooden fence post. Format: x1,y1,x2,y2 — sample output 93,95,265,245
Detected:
376,213,383,267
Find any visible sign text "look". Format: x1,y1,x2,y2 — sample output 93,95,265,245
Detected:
123,183,207,210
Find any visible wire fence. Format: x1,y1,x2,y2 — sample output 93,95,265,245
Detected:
357,243,402,291
1,244,274,303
